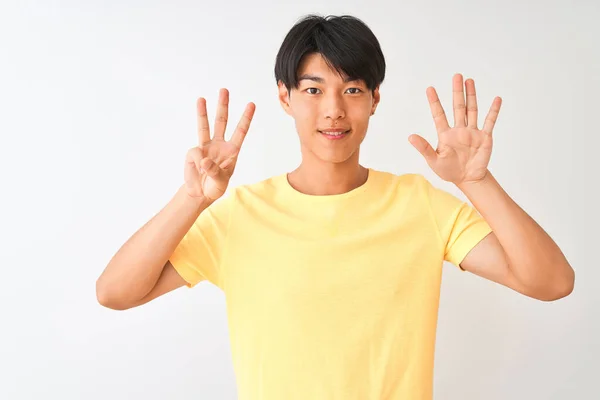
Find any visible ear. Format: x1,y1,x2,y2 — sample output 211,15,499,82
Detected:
277,81,292,116
371,86,381,116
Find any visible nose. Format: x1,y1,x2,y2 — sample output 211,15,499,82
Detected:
323,92,346,122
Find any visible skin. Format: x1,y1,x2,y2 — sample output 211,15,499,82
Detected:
277,53,380,196
98,52,574,310
96,90,256,310
275,53,574,301
410,74,574,301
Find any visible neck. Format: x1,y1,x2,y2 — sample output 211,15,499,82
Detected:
287,157,369,196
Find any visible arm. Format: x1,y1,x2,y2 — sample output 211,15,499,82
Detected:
108,261,185,310
97,91,255,310
458,172,574,301
96,184,211,310
410,73,574,301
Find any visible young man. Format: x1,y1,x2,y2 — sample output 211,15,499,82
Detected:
97,14,574,400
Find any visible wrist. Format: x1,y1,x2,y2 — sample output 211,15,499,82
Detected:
456,170,492,190
456,171,499,199
178,185,213,211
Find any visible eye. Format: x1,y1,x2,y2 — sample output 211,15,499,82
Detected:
346,88,363,94
305,87,363,95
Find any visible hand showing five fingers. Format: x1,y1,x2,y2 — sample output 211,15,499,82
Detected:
185,89,256,203
409,73,502,187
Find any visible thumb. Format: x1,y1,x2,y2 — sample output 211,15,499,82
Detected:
200,158,224,179
408,134,437,164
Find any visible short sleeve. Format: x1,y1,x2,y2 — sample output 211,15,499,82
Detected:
424,177,493,269
168,192,234,289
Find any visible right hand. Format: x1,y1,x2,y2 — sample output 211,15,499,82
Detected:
185,88,255,203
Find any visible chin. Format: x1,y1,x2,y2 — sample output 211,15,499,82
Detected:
314,148,359,164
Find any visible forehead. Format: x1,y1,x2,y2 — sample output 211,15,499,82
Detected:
297,53,357,84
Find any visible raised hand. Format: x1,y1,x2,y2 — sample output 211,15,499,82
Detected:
408,73,502,186
184,88,255,203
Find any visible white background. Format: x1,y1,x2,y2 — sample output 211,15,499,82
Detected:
0,0,597,399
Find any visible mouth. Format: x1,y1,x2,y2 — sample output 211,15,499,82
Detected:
319,129,351,140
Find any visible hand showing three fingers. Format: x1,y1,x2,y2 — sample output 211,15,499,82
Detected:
409,73,502,187
185,89,256,203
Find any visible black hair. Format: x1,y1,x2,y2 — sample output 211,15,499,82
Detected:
274,14,386,94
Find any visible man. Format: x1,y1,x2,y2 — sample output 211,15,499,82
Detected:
96,14,574,400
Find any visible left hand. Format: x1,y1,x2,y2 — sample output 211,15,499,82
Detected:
409,73,502,187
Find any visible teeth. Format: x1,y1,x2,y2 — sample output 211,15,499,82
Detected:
322,131,346,136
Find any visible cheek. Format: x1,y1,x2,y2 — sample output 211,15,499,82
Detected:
348,105,371,126
295,101,318,117
291,102,318,128
355,99,374,116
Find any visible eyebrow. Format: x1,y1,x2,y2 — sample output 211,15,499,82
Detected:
297,74,361,84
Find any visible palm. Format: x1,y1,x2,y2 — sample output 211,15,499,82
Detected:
409,74,502,186
186,139,240,200
434,126,492,184
185,89,255,202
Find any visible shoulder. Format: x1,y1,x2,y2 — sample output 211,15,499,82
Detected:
218,173,284,209
230,174,281,196
369,169,464,215
370,168,432,194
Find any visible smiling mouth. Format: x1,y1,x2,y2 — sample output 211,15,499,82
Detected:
319,130,350,137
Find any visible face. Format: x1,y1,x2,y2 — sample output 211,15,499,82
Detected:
278,53,380,165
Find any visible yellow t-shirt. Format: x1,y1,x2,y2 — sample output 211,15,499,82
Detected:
169,168,492,400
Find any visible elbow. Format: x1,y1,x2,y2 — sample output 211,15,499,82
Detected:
539,284,573,302
96,279,129,311
538,268,575,302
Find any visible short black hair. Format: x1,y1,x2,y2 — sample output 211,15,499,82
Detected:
274,14,386,94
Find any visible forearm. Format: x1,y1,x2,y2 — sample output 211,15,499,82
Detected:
457,171,574,295
96,184,211,306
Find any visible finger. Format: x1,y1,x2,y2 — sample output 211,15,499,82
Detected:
200,157,222,179
213,88,229,140
219,155,237,170
230,102,256,148
197,98,210,145
452,73,466,127
426,87,450,135
482,97,502,135
408,134,438,165
185,147,204,175
465,78,478,129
